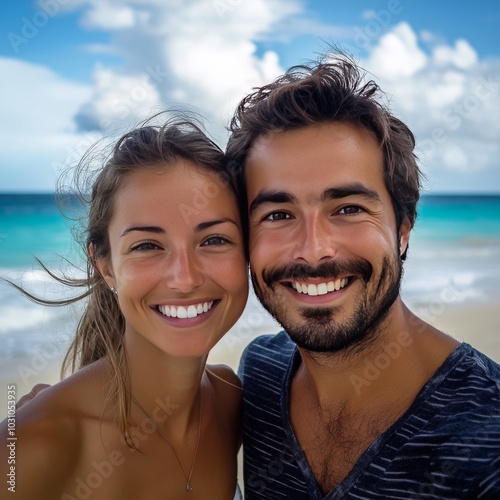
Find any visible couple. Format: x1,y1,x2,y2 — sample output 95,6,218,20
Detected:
2,55,499,499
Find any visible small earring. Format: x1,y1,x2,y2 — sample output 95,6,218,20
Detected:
110,287,118,295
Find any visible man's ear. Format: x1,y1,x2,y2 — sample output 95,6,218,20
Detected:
399,217,412,258
89,243,115,289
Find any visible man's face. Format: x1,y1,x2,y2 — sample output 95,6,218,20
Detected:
245,122,410,354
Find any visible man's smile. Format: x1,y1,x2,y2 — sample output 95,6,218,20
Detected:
289,277,350,296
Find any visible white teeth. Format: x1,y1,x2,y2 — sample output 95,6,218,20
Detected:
293,278,349,296
158,301,214,319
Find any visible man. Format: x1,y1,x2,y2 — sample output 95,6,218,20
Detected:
227,55,500,499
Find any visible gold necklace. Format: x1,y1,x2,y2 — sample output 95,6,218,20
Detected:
205,367,242,390
132,392,202,492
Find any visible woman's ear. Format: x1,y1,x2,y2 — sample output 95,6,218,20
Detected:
89,243,115,289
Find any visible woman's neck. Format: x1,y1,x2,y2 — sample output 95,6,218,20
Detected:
123,330,208,436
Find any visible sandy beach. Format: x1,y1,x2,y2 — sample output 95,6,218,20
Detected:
1,299,498,419
1,297,498,493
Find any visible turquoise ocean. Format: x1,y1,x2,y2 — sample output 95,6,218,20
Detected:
1,193,500,367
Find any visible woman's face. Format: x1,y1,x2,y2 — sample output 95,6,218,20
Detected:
98,160,248,358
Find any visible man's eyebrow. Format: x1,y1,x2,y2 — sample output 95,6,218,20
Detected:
195,218,240,232
248,191,298,216
121,226,165,237
322,183,381,203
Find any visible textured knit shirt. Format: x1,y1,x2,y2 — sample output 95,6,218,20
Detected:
238,332,500,499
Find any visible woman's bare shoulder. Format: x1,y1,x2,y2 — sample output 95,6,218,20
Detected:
0,389,81,498
0,360,109,497
14,358,108,421
205,364,242,449
206,363,242,392
205,364,242,416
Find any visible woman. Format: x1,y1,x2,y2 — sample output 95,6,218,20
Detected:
0,117,248,499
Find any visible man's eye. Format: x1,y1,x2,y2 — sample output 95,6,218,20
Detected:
338,205,363,215
264,212,291,221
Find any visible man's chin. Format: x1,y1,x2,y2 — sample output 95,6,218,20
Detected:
286,327,372,354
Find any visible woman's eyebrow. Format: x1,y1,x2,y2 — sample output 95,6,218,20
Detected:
120,219,239,237
120,225,165,237
195,218,240,232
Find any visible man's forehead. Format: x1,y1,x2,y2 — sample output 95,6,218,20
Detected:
246,123,380,164
243,126,390,217
245,125,383,184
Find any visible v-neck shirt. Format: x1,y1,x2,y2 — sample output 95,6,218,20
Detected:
238,331,500,499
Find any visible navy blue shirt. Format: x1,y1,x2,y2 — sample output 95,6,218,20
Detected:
239,332,500,499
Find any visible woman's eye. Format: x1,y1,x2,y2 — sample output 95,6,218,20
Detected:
201,236,230,246
264,212,291,221
130,241,160,252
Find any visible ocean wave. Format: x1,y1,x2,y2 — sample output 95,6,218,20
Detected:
0,303,58,335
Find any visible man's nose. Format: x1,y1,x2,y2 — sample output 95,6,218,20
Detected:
291,213,337,265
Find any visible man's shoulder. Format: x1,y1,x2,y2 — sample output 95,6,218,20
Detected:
421,343,500,438
244,330,294,352
240,330,294,363
238,331,296,382
455,343,500,394
466,344,500,376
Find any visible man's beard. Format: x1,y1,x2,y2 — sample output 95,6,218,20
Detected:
251,253,403,356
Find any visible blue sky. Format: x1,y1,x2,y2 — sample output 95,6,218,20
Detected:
1,0,499,192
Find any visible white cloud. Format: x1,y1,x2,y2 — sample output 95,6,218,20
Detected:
75,64,162,132
361,10,377,20
60,0,330,142
365,22,427,79
80,2,136,30
1,5,499,193
424,71,466,110
362,23,500,184
420,29,436,43
0,57,93,191
433,39,478,69
82,43,117,54
441,145,468,171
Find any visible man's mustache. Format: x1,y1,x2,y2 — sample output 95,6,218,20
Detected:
262,259,373,287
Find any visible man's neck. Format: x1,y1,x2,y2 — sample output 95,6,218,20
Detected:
289,300,460,492
294,299,459,413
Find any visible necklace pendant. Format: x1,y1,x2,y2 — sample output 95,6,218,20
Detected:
186,483,193,492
